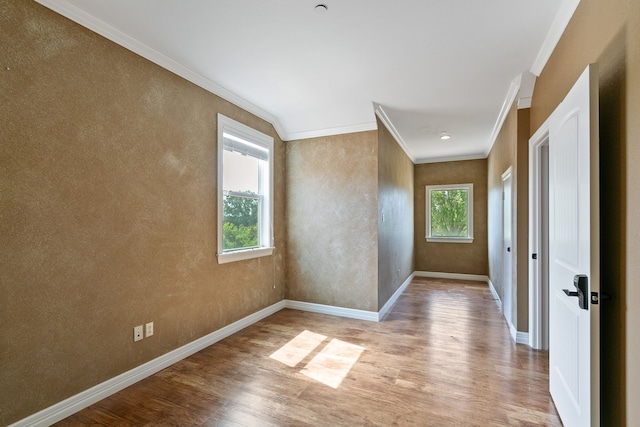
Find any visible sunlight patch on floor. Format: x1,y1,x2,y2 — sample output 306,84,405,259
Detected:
270,331,366,389
269,330,327,367
300,338,365,389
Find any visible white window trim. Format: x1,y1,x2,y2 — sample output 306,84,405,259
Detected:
426,183,474,243
217,114,274,264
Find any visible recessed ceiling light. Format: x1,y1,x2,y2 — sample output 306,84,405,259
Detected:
440,132,451,140
315,4,328,13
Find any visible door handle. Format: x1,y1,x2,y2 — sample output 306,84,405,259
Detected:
507,247,511,252
562,275,589,310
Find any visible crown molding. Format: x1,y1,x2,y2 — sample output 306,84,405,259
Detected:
373,103,417,163
518,97,532,109
517,71,537,109
530,0,582,76
35,0,575,151
414,152,487,165
283,121,377,142
484,69,538,156
35,0,288,140
484,75,521,157
34,0,381,143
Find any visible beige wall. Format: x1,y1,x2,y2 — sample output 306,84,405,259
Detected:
414,159,488,275
529,0,639,422
377,119,414,310
516,109,530,331
285,132,379,311
7,0,639,424
487,105,516,309
0,1,286,424
486,104,530,331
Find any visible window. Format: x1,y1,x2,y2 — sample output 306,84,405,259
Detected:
217,114,274,263
426,184,474,243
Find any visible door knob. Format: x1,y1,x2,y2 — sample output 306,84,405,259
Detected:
563,275,589,310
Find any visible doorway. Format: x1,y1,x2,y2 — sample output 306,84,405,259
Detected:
528,135,550,350
533,65,600,426
502,167,514,332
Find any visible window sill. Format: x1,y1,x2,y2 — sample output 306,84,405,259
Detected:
217,247,274,264
426,237,474,244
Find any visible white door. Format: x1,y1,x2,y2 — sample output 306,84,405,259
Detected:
502,168,513,329
548,64,599,426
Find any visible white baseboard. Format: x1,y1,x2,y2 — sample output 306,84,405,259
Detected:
487,279,502,311
415,271,502,309
284,273,415,323
508,322,518,342
416,273,515,335
414,271,490,283
490,280,528,345
487,281,527,346
508,322,530,345
12,292,398,426
516,331,529,345
9,301,286,427
14,271,524,426
284,300,379,322
377,273,415,321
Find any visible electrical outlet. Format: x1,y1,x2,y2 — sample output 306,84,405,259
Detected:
134,325,144,342
145,322,154,337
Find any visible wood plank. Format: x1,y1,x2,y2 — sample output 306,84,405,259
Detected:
55,278,561,426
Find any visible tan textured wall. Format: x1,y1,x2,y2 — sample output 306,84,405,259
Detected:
487,105,516,310
0,1,286,424
529,0,639,423
486,104,530,331
516,109,530,331
487,105,518,310
414,159,488,275
377,119,414,310
285,132,378,311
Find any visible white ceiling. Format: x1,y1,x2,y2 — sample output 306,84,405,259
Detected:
38,0,579,163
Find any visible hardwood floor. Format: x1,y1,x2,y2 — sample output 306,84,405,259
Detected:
56,278,562,426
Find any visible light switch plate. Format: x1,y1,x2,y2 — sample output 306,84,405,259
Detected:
145,322,154,337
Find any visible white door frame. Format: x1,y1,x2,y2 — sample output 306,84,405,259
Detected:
529,122,550,350
502,167,514,334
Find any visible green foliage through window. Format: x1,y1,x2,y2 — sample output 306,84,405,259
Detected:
223,194,259,250
429,188,469,238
